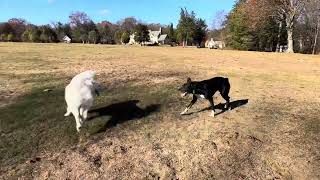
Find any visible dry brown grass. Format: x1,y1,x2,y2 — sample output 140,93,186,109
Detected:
0,43,319,179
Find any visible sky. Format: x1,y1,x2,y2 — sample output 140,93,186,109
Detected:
0,0,235,28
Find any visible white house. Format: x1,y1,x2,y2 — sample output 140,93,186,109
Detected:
62,35,71,43
129,27,168,45
206,38,225,49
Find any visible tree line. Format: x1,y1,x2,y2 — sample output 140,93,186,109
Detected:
221,0,320,54
1,2,319,54
0,9,207,46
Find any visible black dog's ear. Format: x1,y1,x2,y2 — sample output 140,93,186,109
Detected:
187,77,191,83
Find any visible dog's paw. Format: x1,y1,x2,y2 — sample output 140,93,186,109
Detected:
224,104,231,111
180,108,189,115
64,112,71,117
209,111,215,117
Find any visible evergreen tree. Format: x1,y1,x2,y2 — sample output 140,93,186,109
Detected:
177,8,196,46
121,31,130,44
193,18,207,47
168,23,176,43
134,23,150,44
225,1,253,50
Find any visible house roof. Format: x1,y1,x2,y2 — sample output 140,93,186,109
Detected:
149,30,161,37
63,35,71,41
158,34,167,41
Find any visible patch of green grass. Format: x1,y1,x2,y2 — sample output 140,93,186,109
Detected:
0,86,77,168
0,80,183,171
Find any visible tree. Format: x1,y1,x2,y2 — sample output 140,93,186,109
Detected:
121,31,130,44
53,22,71,41
0,34,7,41
88,30,99,44
177,8,196,46
39,25,58,43
168,23,176,43
272,0,306,53
21,29,31,42
69,11,92,28
0,23,14,36
69,11,96,43
212,10,227,30
134,23,150,44
8,18,27,41
193,18,207,46
30,27,41,42
225,1,254,50
118,17,138,33
97,21,114,44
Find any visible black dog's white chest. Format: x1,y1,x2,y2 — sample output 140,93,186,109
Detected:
197,94,206,99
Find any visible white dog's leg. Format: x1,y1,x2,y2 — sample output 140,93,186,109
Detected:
64,107,71,116
79,107,84,121
83,107,89,120
71,108,82,132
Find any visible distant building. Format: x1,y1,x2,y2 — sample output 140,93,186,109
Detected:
62,35,71,43
206,38,225,49
129,27,168,45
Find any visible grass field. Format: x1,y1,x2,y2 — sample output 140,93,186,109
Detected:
0,43,319,179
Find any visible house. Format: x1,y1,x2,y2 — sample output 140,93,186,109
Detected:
62,35,71,43
128,34,136,45
206,38,225,49
129,27,168,45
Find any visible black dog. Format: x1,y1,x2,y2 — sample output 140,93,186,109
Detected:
179,77,231,117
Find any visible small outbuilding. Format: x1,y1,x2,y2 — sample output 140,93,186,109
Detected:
62,35,71,43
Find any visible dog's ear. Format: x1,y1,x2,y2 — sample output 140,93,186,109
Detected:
187,77,191,83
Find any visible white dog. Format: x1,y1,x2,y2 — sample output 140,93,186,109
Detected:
64,70,100,132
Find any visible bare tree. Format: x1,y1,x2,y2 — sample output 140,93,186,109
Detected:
274,0,305,53
212,10,227,30
69,11,92,28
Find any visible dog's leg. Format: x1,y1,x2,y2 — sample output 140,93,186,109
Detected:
79,107,85,123
83,108,88,120
64,107,71,116
208,96,215,117
181,95,197,115
71,108,82,132
221,80,231,110
221,91,231,110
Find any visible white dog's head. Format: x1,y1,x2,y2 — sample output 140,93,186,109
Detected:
70,70,96,86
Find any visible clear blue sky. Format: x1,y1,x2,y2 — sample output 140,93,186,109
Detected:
0,0,235,28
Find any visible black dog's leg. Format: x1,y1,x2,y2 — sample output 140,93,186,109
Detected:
207,96,215,117
181,95,197,115
220,82,231,110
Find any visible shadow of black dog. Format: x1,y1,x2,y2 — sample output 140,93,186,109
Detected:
185,99,249,116
88,100,160,133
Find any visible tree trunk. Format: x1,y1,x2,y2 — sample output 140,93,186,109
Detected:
286,12,295,53
276,21,283,52
312,18,319,55
287,28,294,53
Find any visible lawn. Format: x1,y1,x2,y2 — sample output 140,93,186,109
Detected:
0,43,319,179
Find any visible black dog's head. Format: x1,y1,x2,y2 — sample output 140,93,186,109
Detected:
178,77,193,97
